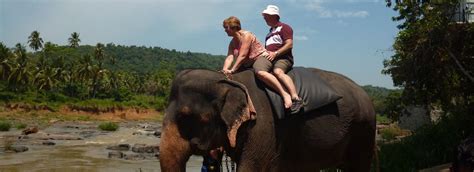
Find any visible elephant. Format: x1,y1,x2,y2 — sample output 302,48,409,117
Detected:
159,68,376,172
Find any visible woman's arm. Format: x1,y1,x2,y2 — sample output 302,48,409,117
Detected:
230,34,251,72
222,41,235,73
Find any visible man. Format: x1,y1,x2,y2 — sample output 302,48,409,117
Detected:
254,5,303,114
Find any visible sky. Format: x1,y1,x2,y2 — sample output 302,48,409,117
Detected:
0,0,400,88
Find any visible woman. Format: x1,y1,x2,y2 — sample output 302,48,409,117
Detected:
221,16,293,110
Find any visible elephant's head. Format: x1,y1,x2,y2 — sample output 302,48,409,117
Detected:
159,70,256,171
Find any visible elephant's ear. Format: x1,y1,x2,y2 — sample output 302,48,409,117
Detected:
218,80,256,148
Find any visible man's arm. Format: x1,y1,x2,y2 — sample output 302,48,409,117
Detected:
267,38,293,61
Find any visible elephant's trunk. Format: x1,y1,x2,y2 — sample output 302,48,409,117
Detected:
160,121,192,172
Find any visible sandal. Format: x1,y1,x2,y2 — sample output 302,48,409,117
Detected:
290,98,304,114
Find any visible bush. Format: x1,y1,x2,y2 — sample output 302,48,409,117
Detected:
113,87,132,102
379,113,474,171
376,114,392,124
61,83,89,100
15,123,27,129
379,124,407,141
98,122,119,131
0,121,11,131
154,96,168,111
0,91,17,102
46,92,68,102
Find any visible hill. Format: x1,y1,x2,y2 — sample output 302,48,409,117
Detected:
60,43,225,73
362,85,401,115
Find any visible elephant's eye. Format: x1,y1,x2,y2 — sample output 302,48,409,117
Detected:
178,106,191,116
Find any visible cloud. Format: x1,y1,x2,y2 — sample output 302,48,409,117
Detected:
336,20,349,26
334,10,369,18
295,35,309,41
300,0,370,18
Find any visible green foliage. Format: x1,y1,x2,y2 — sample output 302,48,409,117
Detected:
379,112,474,171
0,91,17,102
379,124,405,141
384,0,474,110
61,83,89,100
154,96,168,111
0,120,11,131
28,30,44,52
381,3,474,169
15,123,27,129
383,90,404,121
1,38,225,104
376,114,392,124
363,85,392,114
362,85,402,117
113,87,132,102
98,122,119,131
68,98,121,112
123,95,165,110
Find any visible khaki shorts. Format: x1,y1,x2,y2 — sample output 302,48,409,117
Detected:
253,55,293,73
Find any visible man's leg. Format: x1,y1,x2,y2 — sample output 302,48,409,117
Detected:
273,60,299,100
273,68,299,100
273,60,303,114
253,58,292,109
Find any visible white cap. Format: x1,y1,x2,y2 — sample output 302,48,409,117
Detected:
262,5,279,16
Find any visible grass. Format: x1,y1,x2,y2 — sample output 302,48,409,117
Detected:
1,90,168,114
15,123,27,129
0,120,11,131
98,122,119,131
379,124,410,141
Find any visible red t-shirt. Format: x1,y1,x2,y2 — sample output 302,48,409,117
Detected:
265,22,294,62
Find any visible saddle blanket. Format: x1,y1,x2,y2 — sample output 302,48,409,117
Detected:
263,67,342,119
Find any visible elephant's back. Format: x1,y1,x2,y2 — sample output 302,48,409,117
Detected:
309,68,374,119
308,68,363,96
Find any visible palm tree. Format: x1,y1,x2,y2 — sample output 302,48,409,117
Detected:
9,43,30,90
28,30,43,52
91,43,106,98
94,43,106,68
52,56,69,83
0,42,13,80
68,32,81,48
42,42,56,57
34,66,59,91
75,54,95,83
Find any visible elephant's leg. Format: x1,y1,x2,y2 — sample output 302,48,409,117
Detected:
344,123,376,172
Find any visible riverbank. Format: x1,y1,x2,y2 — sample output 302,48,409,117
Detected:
0,120,203,171
0,107,208,171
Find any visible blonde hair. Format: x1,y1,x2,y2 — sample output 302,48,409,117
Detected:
223,16,241,31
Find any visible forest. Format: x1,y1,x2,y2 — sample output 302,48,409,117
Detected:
0,36,399,115
0,36,225,112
